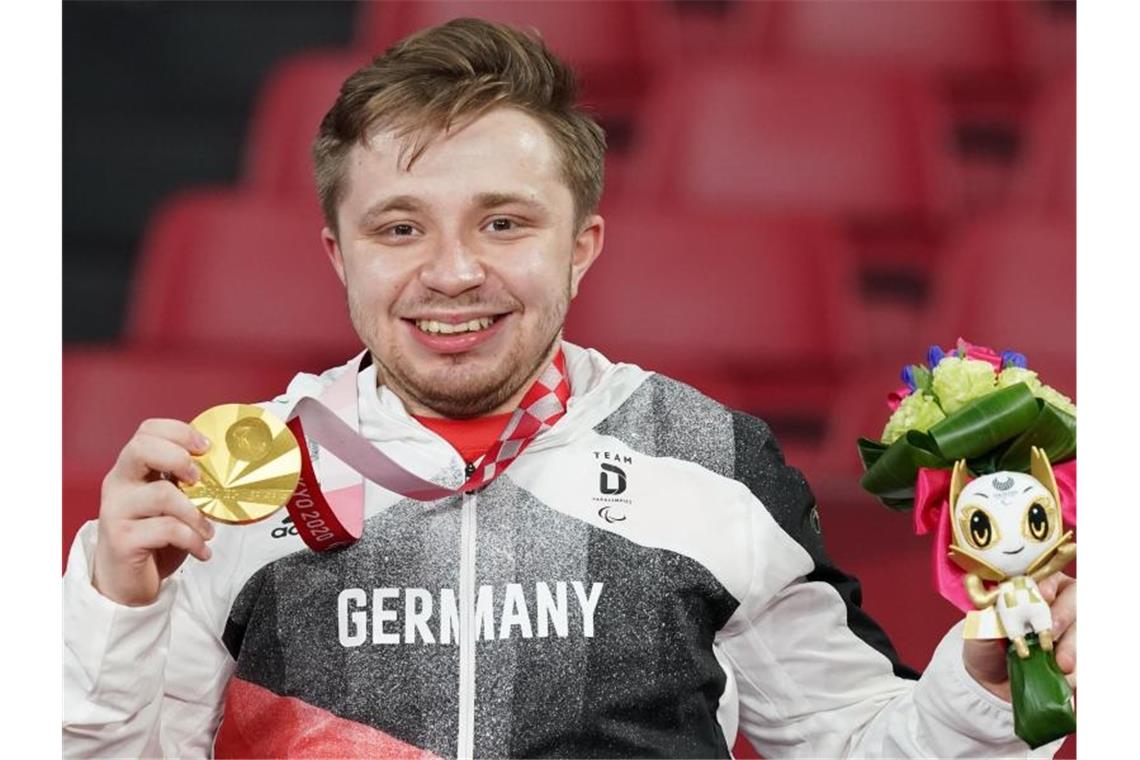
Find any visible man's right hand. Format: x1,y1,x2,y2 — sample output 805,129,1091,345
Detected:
91,419,216,606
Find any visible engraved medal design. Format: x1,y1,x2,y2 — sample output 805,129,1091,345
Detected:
182,404,301,524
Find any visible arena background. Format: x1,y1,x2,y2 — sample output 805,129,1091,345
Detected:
62,2,1077,757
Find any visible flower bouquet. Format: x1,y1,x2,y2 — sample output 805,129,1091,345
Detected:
858,338,1076,748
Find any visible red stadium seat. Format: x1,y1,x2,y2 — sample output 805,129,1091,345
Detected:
625,62,960,320
923,211,1075,387
125,188,360,362
243,48,372,201
632,0,775,66
627,63,959,222
1010,0,1076,80
764,0,1019,82
763,2,1037,219
62,346,307,564
1010,68,1075,218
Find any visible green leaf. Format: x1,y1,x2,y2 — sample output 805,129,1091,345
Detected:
856,437,887,470
1008,635,1076,748
858,381,1077,512
997,402,1077,471
858,430,948,510
926,384,1040,461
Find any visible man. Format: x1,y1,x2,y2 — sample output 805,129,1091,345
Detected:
63,19,1075,758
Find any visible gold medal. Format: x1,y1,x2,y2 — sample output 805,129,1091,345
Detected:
181,404,301,524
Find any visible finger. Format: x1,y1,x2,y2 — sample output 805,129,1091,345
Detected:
1056,620,1076,674
119,481,215,541
1037,571,1075,604
1050,580,1077,639
126,516,212,562
137,418,212,455
112,433,203,484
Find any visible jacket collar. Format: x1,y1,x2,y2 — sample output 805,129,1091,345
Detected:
354,341,651,454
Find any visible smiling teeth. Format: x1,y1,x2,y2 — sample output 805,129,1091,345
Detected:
415,316,496,335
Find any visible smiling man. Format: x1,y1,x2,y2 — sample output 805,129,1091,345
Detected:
63,19,1075,759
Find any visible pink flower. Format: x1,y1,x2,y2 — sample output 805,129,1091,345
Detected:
887,386,912,411
956,337,1002,371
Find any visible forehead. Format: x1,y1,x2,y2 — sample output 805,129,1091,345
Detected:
958,472,1047,508
340,107,570,216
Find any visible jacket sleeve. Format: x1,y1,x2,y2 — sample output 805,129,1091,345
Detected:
63,520,234,758
718,412,1065,758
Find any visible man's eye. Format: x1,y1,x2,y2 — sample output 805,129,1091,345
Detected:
488,218,516,232
387,224,416,236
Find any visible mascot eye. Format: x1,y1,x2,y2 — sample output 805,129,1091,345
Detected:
1026,502,1050,541
968,509,994,549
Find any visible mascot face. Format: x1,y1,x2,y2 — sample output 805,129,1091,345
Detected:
951,470,1061,577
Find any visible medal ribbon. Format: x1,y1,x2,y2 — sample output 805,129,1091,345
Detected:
281,349,570,551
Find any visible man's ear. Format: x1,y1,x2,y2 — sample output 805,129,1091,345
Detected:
321,226,347,286
569,214,604,300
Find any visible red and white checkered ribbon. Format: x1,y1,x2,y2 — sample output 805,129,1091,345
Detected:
458,352,568,490
280,349,570,551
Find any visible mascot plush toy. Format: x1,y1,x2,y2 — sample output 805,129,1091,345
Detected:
949,449,1076,658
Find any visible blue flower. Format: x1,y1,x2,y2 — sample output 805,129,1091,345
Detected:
927,345,946,369
900,364,918,392
1001,350,1028,369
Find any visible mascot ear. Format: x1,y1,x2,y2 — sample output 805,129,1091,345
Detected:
949,459,969,512
1030,446,1062,509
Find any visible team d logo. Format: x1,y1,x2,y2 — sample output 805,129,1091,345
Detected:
599,463,627,495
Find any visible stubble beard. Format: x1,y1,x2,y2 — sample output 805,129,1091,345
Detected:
348,288,569,419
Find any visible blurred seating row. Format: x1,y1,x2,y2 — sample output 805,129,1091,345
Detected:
355,1,1074,85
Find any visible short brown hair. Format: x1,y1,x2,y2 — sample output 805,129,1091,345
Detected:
313,18,606,233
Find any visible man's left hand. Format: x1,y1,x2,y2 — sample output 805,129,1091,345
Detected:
962,572,1076,702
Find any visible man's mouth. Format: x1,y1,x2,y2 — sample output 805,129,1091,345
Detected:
403,312,511,355
413,316,499,335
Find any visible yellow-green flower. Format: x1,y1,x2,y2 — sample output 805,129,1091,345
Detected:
931,357,997,415
996,366,1043,392
882,392,947,444
1035,384,1077,417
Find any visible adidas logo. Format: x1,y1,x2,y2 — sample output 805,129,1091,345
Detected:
271,514,299,540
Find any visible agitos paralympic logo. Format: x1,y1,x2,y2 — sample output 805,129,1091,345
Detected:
592,450,633,523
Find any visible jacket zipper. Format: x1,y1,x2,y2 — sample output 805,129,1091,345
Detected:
457,486,478,759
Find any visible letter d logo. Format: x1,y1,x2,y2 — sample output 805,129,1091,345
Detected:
599,463,627,495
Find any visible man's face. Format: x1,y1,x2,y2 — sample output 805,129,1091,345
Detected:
322,108,603,418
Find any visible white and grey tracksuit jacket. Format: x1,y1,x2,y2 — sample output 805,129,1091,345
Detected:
63,343,1058,758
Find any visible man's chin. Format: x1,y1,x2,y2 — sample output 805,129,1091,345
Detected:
406,378,517,418
381,354,519,417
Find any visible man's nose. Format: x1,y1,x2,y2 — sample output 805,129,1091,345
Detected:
418,234,486,296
